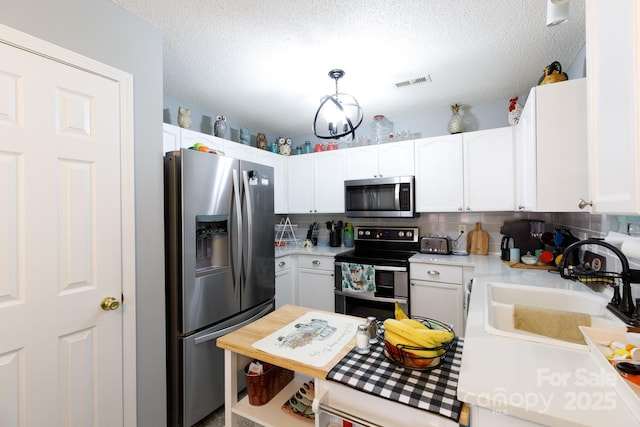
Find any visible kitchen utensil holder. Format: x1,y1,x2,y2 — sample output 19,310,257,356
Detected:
244,361,294,406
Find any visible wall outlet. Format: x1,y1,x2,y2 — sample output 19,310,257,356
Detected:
458,224,466,234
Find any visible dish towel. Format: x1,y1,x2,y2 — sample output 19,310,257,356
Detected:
341,262,376,293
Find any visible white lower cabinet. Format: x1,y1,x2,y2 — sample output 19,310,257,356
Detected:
296,254,335,312
275,256,294,308
410,263,466,337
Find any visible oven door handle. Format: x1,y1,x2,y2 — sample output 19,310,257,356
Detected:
334,262,407,272
334,290,407,304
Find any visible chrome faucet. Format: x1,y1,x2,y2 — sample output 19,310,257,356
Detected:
560,238,640,326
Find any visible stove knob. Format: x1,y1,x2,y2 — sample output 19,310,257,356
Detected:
364,230,370,236
407,231,413,237
398,231,405,237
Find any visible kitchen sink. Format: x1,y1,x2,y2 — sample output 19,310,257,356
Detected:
485,282,619,350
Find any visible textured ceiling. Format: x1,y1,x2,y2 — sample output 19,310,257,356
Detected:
111,0,585,136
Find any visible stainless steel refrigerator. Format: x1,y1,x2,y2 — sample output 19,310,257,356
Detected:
164,148,275,426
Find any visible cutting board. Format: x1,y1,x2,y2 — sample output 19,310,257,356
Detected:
467,222,489,255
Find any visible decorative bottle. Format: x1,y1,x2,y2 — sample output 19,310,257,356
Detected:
447,104,464,134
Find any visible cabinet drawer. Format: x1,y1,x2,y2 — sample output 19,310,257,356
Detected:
297,254,334,271
410,263,462,284
275,255,292,273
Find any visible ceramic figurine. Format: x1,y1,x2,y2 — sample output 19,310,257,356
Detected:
177,107,192,129
447,104,464,134
538,61,568,85
214,115,227,138
256,133,268,150
278,137,292,155
508,96,523,126
239,127,250,145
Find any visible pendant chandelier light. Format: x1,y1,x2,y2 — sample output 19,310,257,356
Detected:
313,69,363,140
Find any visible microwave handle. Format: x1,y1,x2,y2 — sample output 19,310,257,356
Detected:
395,183,400,210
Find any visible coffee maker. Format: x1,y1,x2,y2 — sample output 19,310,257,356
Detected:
500,219,544,261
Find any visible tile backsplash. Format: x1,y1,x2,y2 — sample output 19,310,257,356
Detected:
280,211,640,300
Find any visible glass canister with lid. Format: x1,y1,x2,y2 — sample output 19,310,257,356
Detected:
371,115,394,144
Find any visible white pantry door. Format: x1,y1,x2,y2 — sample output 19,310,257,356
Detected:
0,34,132,426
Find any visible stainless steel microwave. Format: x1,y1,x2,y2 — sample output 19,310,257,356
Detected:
344,176,416,218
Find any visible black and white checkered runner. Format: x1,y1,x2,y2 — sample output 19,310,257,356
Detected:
327,337,464,422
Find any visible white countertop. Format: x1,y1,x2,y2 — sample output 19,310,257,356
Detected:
277,247,640,425
431,254,639,426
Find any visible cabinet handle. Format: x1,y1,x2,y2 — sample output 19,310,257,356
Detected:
457,207,463,211
312,260,321,265
578,199,593,210
518,204,525,211
278,261,285,267
427,270,440,276
465,207,471,211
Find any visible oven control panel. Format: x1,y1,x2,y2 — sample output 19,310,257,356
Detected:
355,227,419,242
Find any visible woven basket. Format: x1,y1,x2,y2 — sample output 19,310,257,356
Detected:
244,361,294,406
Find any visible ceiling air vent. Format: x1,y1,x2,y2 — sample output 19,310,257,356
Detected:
394,74,431,89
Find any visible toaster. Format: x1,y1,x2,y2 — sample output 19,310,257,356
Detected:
419,236,451,255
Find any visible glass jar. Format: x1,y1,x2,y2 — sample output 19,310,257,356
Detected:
371,115,394,144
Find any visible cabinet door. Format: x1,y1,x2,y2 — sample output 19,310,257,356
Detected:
586,0,640,213
297,269,334,312
345,145,379,179
163,123,181,153
514,88,536,212
410,280,464,336
414,134,464,212
260,152,287,214
378,140,415,178
535,79,588,212
287,155,315,213
464,127,514,211
275,257,294,309
313,150,346,213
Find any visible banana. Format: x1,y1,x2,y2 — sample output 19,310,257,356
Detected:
383,319,438,348
414,328,455,345
399,318,429,330
384,329,440,358
394,301,409,320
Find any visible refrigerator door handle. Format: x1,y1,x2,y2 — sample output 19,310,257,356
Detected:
242,169,254,290
232,169,242,294
193,303,273,345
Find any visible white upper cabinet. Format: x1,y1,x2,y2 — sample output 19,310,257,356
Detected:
179,127,224,152
414,134,464,212
287,150,346,214
163,123,181,153
415,128,513,212
514,78,589,212
345,140,414,179
586,0,640,214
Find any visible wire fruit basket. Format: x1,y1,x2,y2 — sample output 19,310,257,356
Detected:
379,317,455,370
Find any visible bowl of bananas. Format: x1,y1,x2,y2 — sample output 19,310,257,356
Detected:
381,303,455,370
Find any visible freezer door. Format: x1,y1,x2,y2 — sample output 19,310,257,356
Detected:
177,301,274,426
238,160,275,310
165,149,241,334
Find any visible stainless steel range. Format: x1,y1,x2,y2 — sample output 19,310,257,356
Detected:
334,226,419,319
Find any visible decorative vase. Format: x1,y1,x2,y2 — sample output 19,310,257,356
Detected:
214,115,227,138
447,104,464,134
239,127,250,145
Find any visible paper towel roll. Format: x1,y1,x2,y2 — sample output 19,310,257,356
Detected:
604,231,634,246
621,238,640,261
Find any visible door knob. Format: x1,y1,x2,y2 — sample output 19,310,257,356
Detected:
101,296,120,311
